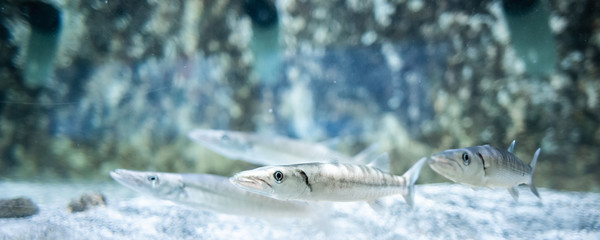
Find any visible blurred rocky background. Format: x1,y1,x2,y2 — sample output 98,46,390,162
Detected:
0,0,598,192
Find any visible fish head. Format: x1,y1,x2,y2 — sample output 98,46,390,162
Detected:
230,166,309,200
428,147,485,186
110,169,187,199
187,129,253,158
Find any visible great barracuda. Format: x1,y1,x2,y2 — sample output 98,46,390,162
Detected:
187,129,379,166
428,140,541,201
229,154,427,209
110,169,316,218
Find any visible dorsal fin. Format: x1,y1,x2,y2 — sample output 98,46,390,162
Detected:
367,152,390,172
507,140,516,153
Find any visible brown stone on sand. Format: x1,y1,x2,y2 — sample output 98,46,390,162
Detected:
0,197,40,218
68,192,107,213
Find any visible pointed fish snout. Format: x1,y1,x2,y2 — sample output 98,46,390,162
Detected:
109,170,119,179
109,169,136,189
109,169,125,181
187,130,207,142
427,157,436,165
230,175,267,191
427,155,449,165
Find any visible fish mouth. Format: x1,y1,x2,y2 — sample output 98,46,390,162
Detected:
230,175,273,194
187,130,210,143
428,155,461,176
427,155,450,166
110,169,139,188
110,169,127,185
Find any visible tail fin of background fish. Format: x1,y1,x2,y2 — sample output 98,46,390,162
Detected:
319,137,340,150
366,152,390,172
401,157,427,208
529,148,541,199
352,143,381,164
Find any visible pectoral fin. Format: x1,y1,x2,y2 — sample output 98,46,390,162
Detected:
507,186,519,201
367,199,386,214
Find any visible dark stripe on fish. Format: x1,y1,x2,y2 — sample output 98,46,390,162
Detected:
259,178,273,189
477,152,487,172
299,170,312,192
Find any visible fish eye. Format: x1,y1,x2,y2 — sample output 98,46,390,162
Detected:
462,152,471,166
273,171,284,183
221,134,230,142
148,175,160,187
148,175,159,183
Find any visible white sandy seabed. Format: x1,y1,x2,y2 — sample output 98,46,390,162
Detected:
0,181,598,240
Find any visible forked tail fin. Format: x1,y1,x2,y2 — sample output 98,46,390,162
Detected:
529,148,541,199
401,157,427,208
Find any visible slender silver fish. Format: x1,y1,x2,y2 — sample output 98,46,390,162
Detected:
229,154,427,208
428,140,541,201
187,129,379,165
110,169,317,218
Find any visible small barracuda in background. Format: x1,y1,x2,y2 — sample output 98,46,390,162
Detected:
110,169,317,218
187,129,380,165
428,140,541,201
229,153,427,210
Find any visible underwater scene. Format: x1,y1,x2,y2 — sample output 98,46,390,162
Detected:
1,0,599,239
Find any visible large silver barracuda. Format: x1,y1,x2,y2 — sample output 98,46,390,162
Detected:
428,140,541,201
229,154,427,209
187,129,379,165
110,169,316,218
